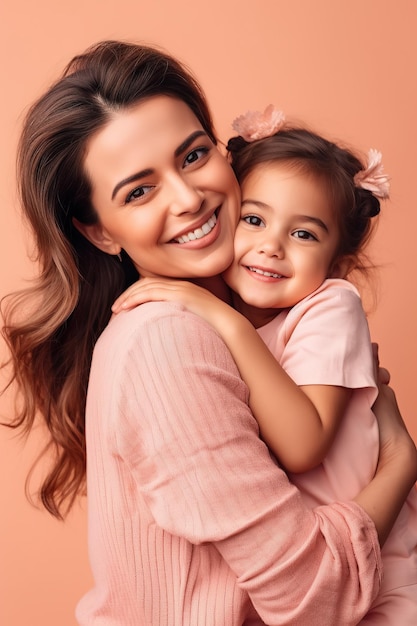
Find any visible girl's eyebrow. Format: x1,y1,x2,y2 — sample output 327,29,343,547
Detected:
241,199,269,210
111,130,208,200
241,199,329,232
295,215,329,233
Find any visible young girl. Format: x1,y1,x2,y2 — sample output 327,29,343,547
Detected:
113,107,417,623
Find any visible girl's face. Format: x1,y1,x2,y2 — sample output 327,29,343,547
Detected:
81,96,240,279
223,163,341,327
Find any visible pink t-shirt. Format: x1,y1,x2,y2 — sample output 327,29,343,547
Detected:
76,300,382,626
257,278,417,593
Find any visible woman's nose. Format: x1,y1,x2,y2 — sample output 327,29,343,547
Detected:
168,174,204,215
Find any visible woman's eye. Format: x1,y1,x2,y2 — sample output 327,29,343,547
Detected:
243,214,264,227
184,147,209,166
292,229,317,241
125,185,154,204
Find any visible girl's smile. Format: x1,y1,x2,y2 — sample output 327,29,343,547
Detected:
224,163,341,327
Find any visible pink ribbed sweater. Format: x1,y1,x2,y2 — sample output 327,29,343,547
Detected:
76,302,382,626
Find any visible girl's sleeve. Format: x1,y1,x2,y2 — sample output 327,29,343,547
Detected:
106,303,382,625
280,281,377,393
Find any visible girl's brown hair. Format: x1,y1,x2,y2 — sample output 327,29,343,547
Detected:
2,40,216,519
227,128,381,278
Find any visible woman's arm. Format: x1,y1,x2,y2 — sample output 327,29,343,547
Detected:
112,277,351,473
355,380,417,546
104,303,417,624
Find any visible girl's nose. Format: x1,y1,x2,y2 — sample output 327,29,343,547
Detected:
258,237,284,259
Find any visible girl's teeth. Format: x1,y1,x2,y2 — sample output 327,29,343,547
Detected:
176,214,217,243
249,266,282,278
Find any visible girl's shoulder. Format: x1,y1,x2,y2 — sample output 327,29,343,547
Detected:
285,278,367,338
290,278,362,317
302,278,360,302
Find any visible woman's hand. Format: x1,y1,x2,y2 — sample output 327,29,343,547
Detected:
371,342,390,385
355,344,417,545
373,380,417,478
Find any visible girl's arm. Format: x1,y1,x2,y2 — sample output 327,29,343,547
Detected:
112,277,349,473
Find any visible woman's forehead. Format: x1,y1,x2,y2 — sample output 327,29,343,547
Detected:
84,96,205,180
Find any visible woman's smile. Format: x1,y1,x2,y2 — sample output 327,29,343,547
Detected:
171,210,218,244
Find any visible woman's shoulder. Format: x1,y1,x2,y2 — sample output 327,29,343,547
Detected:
89,300,241,402
95,301,222,360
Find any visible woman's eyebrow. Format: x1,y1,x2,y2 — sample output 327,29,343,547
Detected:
111,131,208,200
112,169,153,200
174,130,208,157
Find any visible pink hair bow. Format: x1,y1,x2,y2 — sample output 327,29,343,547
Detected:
232,104,286,142
354,149,390,199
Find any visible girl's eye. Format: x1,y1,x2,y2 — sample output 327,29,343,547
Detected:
242,214,264,227
183,146,209,167
292,229,318,241
125,185,154,204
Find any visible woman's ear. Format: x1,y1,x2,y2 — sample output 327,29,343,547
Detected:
72,217,122,255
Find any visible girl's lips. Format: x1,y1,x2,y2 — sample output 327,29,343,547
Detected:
246,265,285,279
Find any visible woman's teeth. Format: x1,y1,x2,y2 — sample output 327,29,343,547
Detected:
175,214,217,243
249,266,283,278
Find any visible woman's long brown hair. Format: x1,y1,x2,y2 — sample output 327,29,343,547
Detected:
1,40,216,519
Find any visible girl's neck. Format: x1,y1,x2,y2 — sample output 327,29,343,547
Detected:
231,292,282,329
192,276,233,304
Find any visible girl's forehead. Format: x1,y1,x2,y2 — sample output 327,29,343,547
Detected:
241,162,338,224
242,161,318,190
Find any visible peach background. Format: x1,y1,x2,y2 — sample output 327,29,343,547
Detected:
0,1,416,624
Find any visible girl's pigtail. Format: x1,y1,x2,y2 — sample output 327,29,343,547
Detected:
226,135,249,155
354,187,381,219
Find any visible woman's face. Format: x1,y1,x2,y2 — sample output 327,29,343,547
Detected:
82,96,240,279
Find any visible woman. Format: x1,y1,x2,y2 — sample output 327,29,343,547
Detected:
2,40,416,625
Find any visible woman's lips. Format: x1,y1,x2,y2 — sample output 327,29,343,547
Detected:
173,212,217,243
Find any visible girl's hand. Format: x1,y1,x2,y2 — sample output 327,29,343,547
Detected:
112,277,195,313
112,277,241,335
